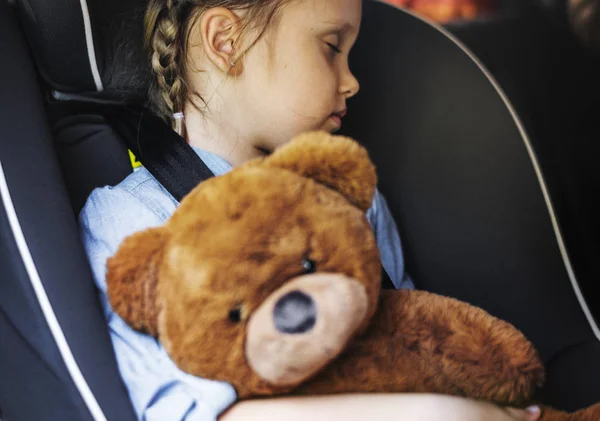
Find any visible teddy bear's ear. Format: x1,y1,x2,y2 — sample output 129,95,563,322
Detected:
106,227,169,338
254,132,377,212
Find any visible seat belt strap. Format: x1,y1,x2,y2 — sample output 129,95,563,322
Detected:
107,110,214,202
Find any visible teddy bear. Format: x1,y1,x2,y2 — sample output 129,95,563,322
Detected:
106,131,600,420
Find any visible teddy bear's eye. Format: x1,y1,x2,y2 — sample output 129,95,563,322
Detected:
302,259,316,273
228,307,242,323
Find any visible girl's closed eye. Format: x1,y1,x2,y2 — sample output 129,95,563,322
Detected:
327,42,342,55
325,36,343,60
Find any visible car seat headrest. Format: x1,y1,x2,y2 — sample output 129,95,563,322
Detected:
14,0,149,103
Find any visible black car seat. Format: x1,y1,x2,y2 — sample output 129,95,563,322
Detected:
0,1,138,420
446,0,600,320
346,3,600,409
1,0,599,420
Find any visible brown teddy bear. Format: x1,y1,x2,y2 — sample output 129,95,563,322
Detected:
106,132,600,420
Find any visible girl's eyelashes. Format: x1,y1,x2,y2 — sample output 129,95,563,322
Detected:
327,42,342,55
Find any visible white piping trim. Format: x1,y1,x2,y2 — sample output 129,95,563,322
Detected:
378,1,600,342
0,160,108,421
79,0,104,92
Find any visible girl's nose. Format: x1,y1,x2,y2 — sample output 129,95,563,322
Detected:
340,67,360,99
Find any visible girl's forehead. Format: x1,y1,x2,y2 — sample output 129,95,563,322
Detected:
284,0,362,30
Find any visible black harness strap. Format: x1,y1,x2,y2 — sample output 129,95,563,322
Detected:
107,110,214,202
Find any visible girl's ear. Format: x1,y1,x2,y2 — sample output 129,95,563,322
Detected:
252,131,378,212
106,227,170,338
194,7,244,75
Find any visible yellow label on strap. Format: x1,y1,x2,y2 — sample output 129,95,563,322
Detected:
128,150,142,170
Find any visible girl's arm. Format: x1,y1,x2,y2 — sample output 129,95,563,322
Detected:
80,186,237,420
221,394,541,421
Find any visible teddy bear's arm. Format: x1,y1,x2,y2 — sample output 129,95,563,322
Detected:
106,227,168,337
539,404,600,421
295,290,545,407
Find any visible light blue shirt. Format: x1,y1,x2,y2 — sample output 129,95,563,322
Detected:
79,147,413,421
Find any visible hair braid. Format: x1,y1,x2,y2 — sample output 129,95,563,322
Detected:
146,0,188,133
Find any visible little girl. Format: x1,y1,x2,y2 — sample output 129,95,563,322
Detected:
79,0,541,420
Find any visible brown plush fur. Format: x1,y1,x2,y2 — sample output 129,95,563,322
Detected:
541,404,600,421
106,132,600,420
294,290,544,406
107,135,382,396
246,132,377,212
107,227,167,337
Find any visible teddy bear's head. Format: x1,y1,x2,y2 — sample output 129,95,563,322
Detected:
106,132,383,397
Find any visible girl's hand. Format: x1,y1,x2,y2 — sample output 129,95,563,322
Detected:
423,397,541,421
485,405,542,421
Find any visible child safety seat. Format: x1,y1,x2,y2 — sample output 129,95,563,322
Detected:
1,1,598,420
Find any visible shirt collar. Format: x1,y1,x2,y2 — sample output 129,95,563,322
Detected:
191,146,233,177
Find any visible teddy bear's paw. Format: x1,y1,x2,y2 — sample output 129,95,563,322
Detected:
539,402,600,421
439,320,546,405
567,402,600,421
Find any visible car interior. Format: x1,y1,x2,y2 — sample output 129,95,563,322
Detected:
1,0,599,420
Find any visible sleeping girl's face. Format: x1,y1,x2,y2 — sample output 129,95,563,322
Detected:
236,0,362,151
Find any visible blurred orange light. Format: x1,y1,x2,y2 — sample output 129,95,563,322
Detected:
383,0,495,23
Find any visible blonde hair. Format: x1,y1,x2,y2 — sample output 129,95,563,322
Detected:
144,0,291,134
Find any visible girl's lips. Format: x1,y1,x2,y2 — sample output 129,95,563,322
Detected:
330,115,342,128
337,109,347,118
329,109,346,128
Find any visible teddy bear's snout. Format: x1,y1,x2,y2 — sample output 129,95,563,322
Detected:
273,291,317,334
245,273,369,387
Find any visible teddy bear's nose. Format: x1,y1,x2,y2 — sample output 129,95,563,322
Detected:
273,291,317,334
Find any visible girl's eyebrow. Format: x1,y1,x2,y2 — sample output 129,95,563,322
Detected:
320,20,356,35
